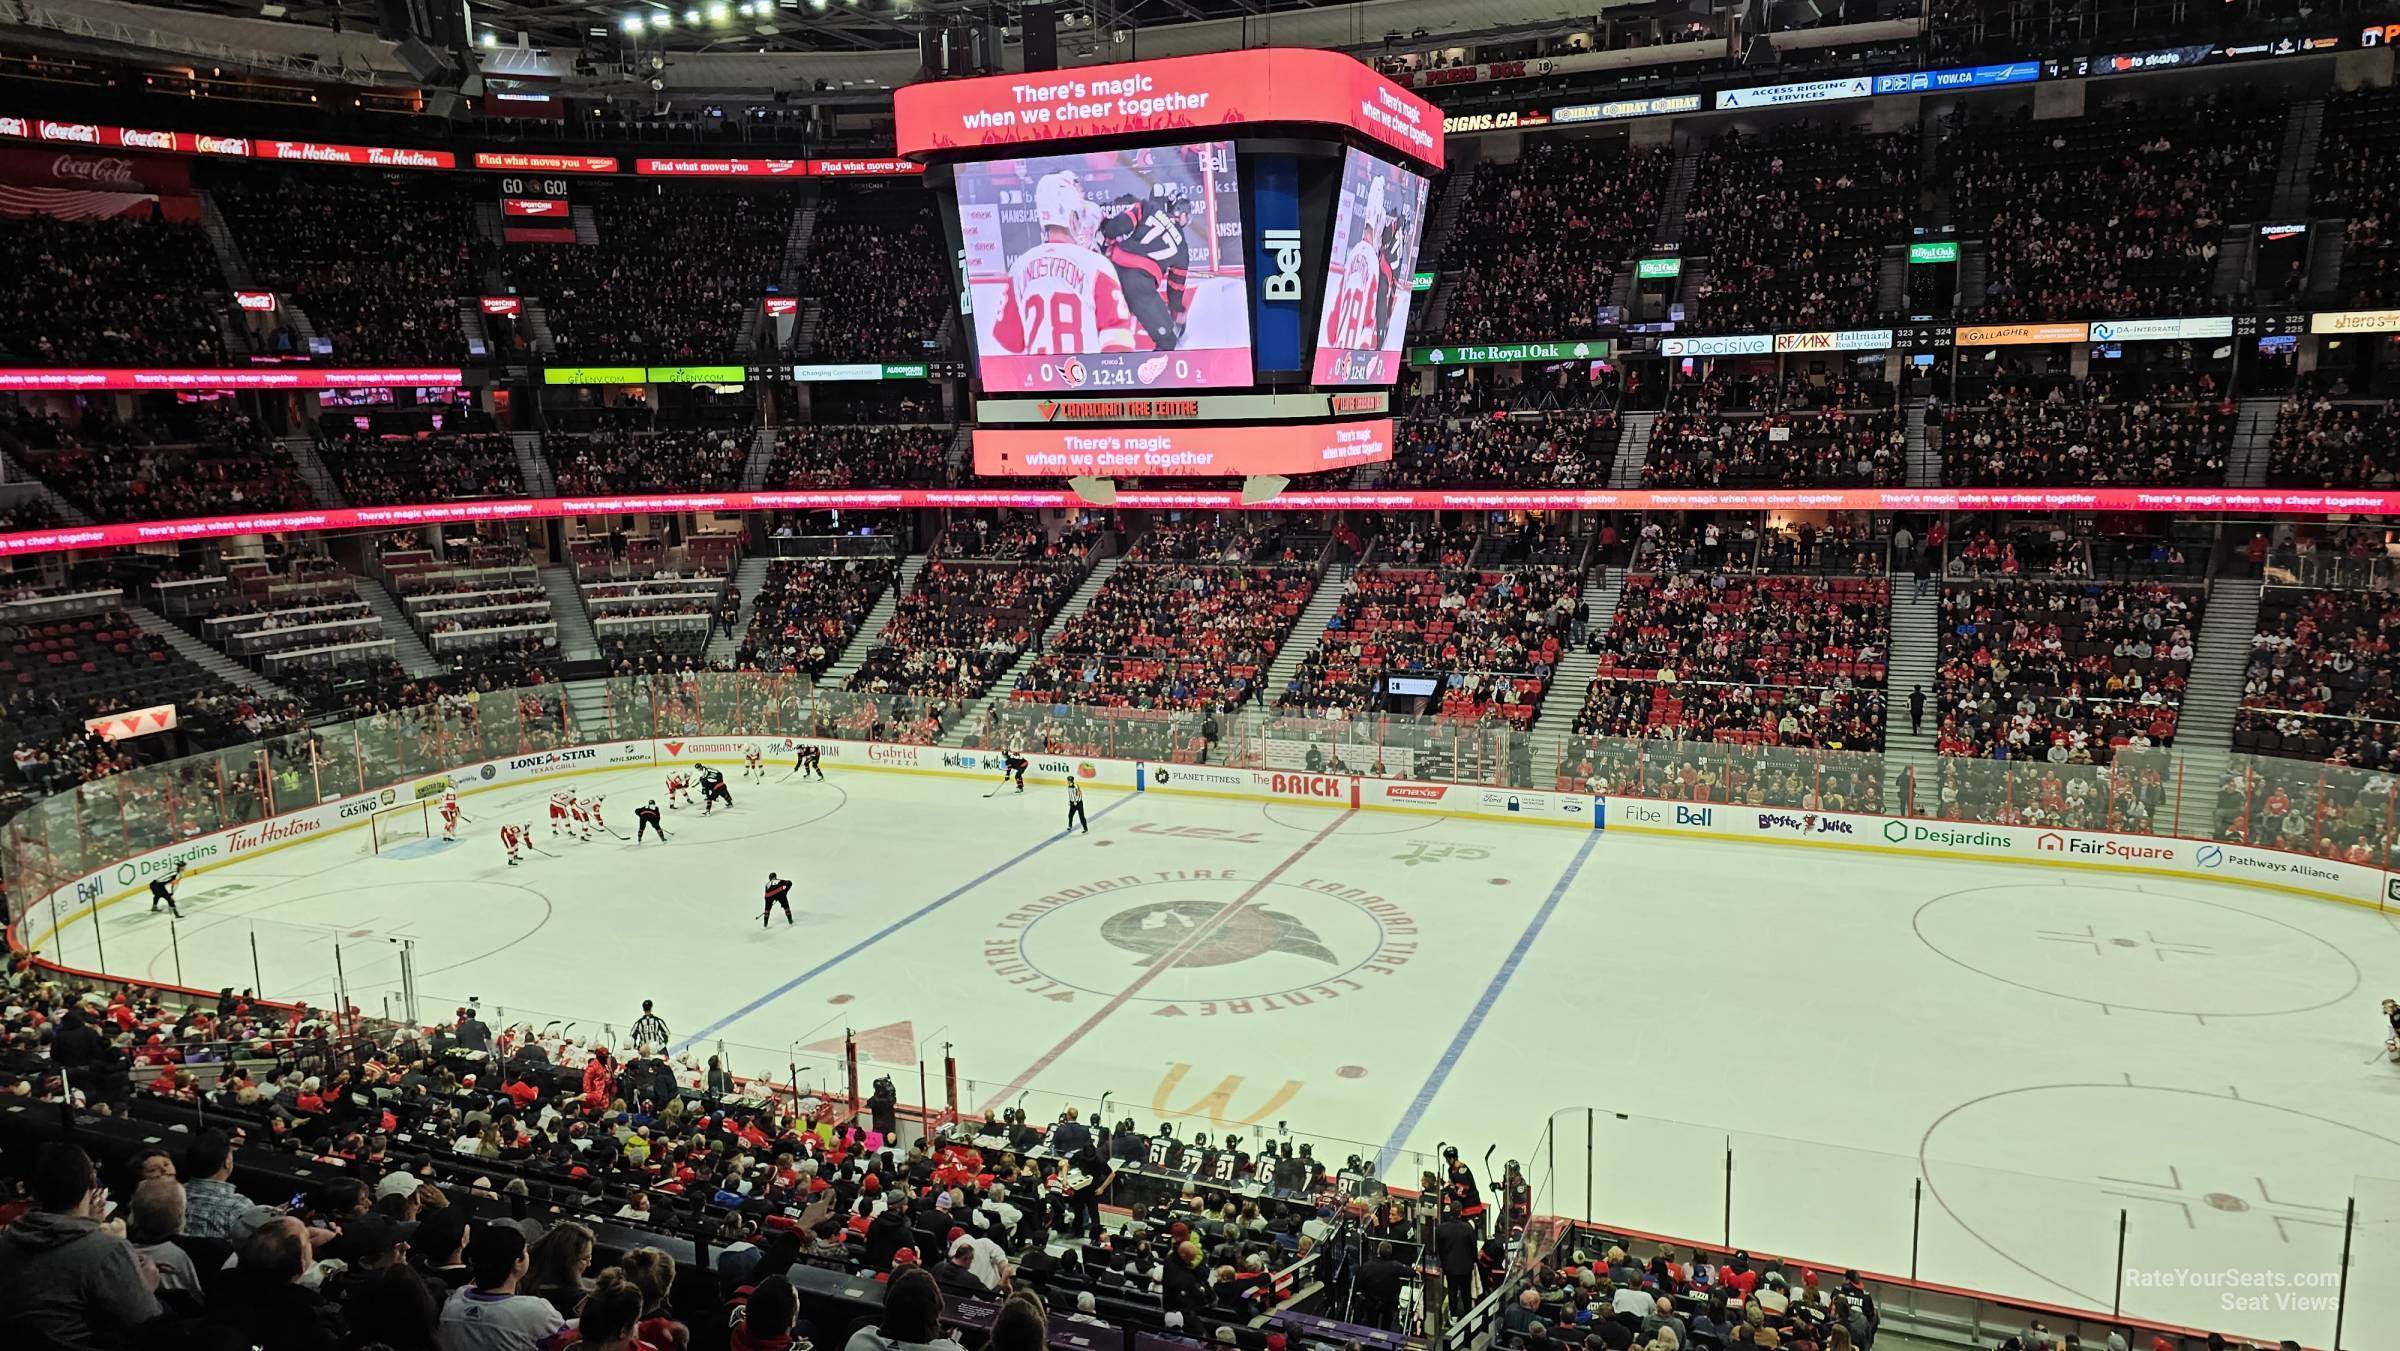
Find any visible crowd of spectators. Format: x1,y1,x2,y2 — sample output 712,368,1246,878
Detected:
854,558,1087,706
8,402,313,523
0,208,228,366
765,424,950,488
934,514,1103,563
1642,409,1904,489
2315,86,2400,308
1947,94,2282,320
1018,563,1314,711
1435,141,1665,342
737,557,896,677
505,187,785,360
320,432,523,506
213,169,479,363
550,427,752,494
1388,405,1618,487
1934,580,2200,763
1680,124,1917,335
1573,573,1891,749
1931,381,2236,487
2265,389,2399,486
1278,567,1577,726
803,188,952,362
2234,584,2400,767
1555,731,1888,811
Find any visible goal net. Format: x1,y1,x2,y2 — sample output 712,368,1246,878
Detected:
368,801,434,854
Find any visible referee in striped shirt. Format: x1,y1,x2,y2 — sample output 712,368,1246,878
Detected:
630,1000,670,1054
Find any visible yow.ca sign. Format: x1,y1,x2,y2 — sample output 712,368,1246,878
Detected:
1408,340,1610,366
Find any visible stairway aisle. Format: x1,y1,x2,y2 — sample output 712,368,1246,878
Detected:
740,426,780,491
943,555,1126,747
1608,412,1656,488
818,553,926,687
2227,397,2283,487
1259,568,1357,704
0,445,93,524
1904,399,1937,487
512,432,555,498
124,602,301,705
539,565,601,663
349,575,444,678
283,435,346,508
2169,578,2264,833
703,555,775,666
1881,585,1943,814
1527,567,1628,778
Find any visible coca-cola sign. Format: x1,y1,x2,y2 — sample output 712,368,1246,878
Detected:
51,155,136,187
234,291,278,312
37,120,98,144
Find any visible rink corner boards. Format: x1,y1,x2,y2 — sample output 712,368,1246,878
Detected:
16,736,2397,966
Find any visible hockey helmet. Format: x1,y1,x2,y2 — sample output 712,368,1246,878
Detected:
1035,171,1089,236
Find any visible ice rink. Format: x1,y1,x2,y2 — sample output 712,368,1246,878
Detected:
31,763,2400,1344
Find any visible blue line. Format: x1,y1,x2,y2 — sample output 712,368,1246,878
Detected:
671,793,1131,1053
1378,830,1601,1174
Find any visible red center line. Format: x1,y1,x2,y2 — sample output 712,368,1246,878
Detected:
980,808,1353,1115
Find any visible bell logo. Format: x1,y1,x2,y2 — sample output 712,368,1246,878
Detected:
2037,832,2065,852
1261,228,1303,302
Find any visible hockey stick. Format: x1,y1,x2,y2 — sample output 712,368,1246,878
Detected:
526,840,559,858
601,822,631,841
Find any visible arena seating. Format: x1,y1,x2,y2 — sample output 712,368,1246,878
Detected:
1016,559,1315,711
1278,566,1577,725
211,168,479,362
1434,140,1665,341
1569,573,1891,750
2233,584,2400,766
736,556,896,676
1680,123,1917,334
802,186,952,362
1932,381,2237,487
502,186,785,360
1946,92,2282,319
2,609,248,760
849,556,1089,718
2265,390,2400,486
763,423,950,487
4,402,313,524
2314,86,2400,307
549,426,750,494
935,512,1103,563
319,430,523,506
0,210,228,365
379,549,560,674
1934,579,2201,763
1641,407,1903,488
1388,402,1618,487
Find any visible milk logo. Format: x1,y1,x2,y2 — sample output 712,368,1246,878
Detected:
1261,228,1304,302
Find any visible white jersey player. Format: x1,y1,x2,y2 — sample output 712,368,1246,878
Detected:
586,794,609,838
1325,177,1394,352
440,788,461,841
501,822,530,867
549,790,572,834
569,792,593,841
666,772,694,809
988,171,1134,357
742,746,764,779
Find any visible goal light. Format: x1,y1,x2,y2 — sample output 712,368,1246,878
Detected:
1067,476,1117,506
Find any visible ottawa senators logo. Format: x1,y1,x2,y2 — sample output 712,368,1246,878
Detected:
1100,900,1337,969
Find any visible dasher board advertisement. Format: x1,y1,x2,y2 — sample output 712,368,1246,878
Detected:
956,141,1253,393
1311,149,1431,385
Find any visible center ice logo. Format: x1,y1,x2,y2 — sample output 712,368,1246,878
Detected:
1100,900,1337,969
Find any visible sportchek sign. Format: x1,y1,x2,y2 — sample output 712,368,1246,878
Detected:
1409,340,1609,366
893,48,1442,169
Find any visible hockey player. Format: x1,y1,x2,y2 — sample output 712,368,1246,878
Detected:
1099,185,1193,351
586,794,611,840
1324,176,1398,356
699,766,732,814
549,789,573,835
665,772,694,810
1002,752,1030,795
987,171,1136,359
440,788,462,841
149,865,184,918
762,872,793,927
742,745,765,780
635,799,667,843
501,821,531,867
795,743,825,781
568,792,594,842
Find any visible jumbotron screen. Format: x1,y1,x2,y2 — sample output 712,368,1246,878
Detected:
955,141,1252,392
1311,148,1430,385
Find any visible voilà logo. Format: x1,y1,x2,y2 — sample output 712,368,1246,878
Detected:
1262,228,1303,302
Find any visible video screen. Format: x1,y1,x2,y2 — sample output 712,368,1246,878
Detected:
956,141,1252,392
1310,149,1430,385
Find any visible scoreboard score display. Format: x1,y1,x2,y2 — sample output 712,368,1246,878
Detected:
905,47,1440,428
